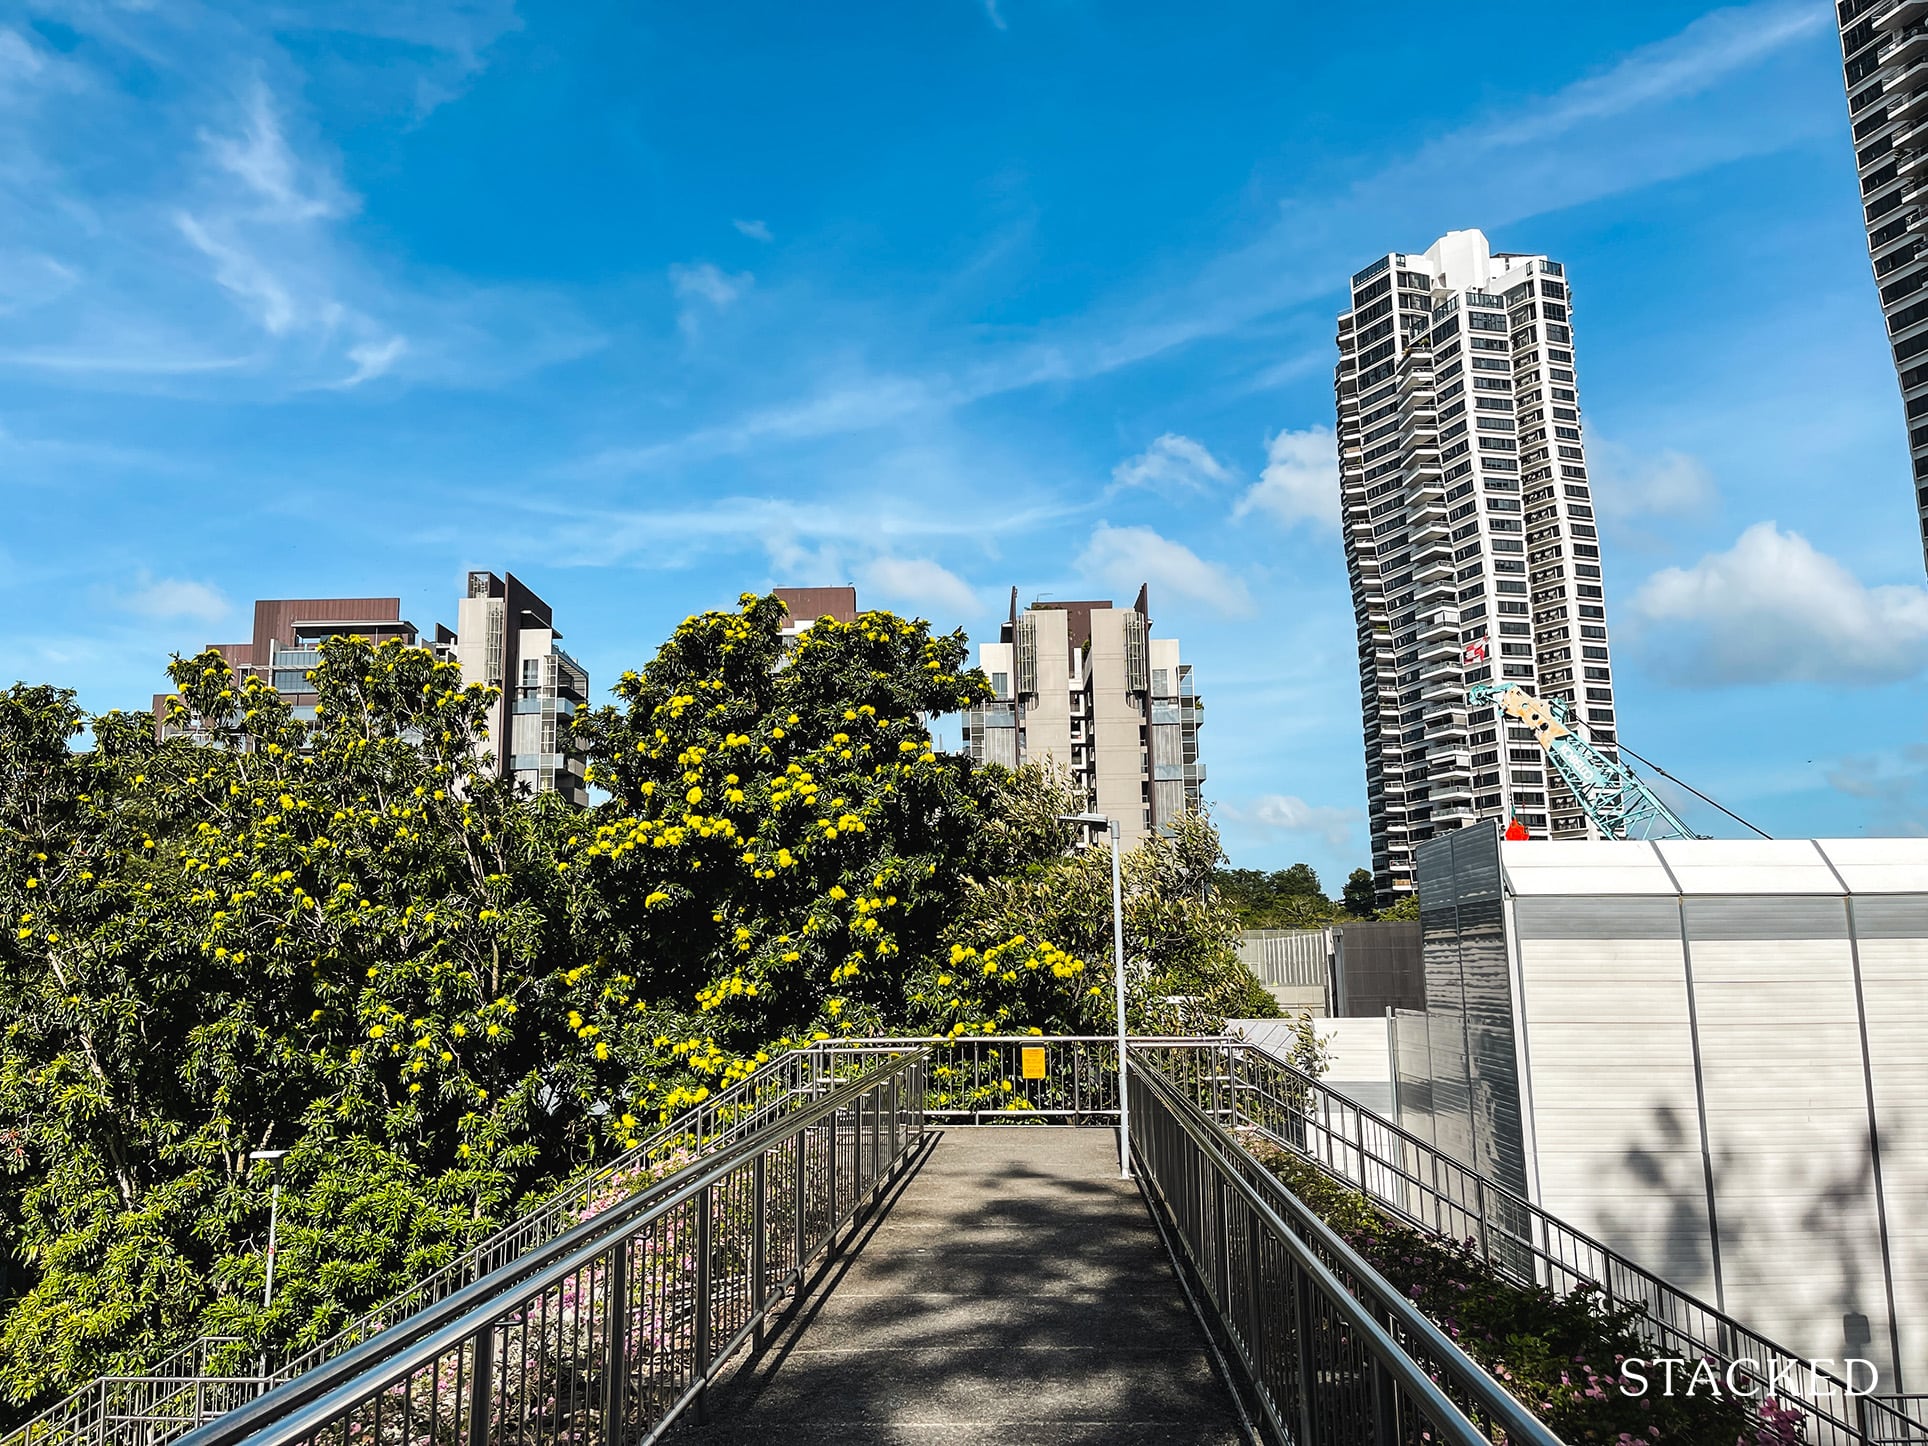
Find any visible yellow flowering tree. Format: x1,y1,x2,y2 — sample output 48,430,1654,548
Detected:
0,644,645,1401
565,593,999,1080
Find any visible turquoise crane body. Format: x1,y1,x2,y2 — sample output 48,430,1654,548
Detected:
1467,683,1696,841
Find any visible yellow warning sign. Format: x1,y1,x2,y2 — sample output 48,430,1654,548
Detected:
1020,1046,1046,1080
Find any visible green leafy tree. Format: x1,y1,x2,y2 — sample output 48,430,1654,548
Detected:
1342,867,1377,919
1212,863,1338,929
0,643,639,1397
934,771,1277,1033
0,593,1260,1411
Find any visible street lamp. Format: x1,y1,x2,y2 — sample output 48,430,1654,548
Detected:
1060,811,1130,1179
249,1148,289,1383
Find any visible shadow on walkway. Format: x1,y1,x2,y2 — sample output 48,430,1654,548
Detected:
671,1128,1248,1445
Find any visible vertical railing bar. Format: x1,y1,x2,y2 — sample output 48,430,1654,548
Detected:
601,1239,628,1446
750,1152,768,1347
693,1185,713,1422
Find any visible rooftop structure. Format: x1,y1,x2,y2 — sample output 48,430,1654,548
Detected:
152,596,419,734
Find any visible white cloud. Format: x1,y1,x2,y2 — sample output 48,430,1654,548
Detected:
982,0,1009,29
326,335,408,389
121,576,229,624
174,210,304,336
669,261,754,336
733,218,773,242
1236,426,1339,531
1110,433,1229,495
1230,794,1360,851
1077,523,1253,617
1630,522,1928,685
200,83,347,225
670,261,752,307
1590,440,1717,521
857,556,980,622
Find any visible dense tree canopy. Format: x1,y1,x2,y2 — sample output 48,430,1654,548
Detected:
0,594,1267,1413
1213,863,1393,928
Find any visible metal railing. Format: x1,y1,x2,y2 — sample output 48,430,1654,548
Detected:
839,1034,1201,1123
2,1342,255,1446
1144,1040,1928,1446
1129,1056,1563,1446
4,1044,888,1446
171,1049,927,1446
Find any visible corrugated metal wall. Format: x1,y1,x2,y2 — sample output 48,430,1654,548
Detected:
1410,835,1928,1393
1415,824,1531,1199
1236,928,1329,987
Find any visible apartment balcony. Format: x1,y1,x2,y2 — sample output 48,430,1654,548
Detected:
1879,0,1928,31
1884,19,1928,69
1409,511,1451,545
1891,77,1928,130
1892,57,1928,112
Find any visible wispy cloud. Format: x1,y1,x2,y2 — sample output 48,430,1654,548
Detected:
1078,524,1254,618
732,218,773,243
0,16,594,397
669,261,753,336
857,556,981,622
1222,793,1360,851
118,575,229,624
564,3,1828,478
326,335,408,389
508,486,1080,572
199,82,348,225
1589,440,1718,522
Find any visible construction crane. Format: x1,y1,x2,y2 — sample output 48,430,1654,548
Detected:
1467,683,1696,841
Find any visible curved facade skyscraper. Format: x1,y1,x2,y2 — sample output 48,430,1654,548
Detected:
1335,230,1619,904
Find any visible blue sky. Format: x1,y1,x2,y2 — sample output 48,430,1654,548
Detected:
5,0,1927,887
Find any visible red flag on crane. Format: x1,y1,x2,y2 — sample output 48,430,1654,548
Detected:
1504,813,1530,842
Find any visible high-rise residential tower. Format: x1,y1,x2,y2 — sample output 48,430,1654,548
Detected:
446,571,590,806
962,587,1202,849
1336,230,1619,904
1837,1,1928,568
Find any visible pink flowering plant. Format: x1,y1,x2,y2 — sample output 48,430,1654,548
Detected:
1247,1142,1805,1446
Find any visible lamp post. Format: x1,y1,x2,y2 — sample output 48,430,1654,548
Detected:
250,1148,289,1383
1060,811,1130,1178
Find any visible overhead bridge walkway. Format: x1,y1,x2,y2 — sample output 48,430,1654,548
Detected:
16,1040,1927,1446
676,1126,1243,1445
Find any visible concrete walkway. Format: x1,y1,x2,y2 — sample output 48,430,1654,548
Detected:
677,1128,1247,1445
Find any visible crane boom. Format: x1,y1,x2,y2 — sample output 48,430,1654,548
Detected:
1467,683,1696,841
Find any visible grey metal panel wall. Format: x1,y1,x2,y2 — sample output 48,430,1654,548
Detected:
1332,920,1424,1015
1512,896,1717,1301
1848,897,1928,1390
1417,828,1476,1171
1236,929,1329,988
1392,1009,1436,1144
1414,823,1529,1197
1682,895,1896,1384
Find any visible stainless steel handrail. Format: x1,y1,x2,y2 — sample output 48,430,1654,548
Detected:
1129,1056,1563,1446
2,1042,876,1446
1146,1040,1928,1446
171,1049,928,1446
